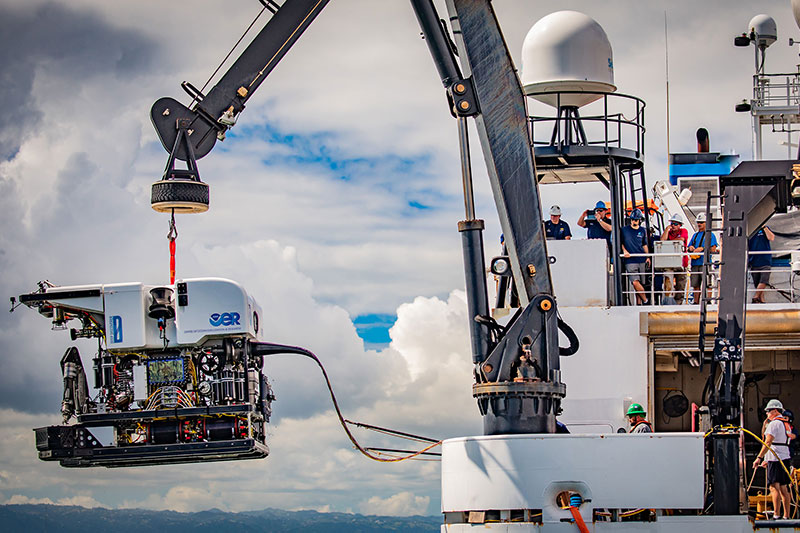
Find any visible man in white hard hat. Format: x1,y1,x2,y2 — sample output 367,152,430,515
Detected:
660,212,688,304
754,399,794,519
544,205,571,240
687,212,718,304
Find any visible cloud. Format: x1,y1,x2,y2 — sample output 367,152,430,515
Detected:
0,1,156,161
0,254,476,514
3,494,105,508
1,0,796,517
359,491,431,517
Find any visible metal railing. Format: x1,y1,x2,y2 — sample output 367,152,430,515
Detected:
526,91,646,155
618,249,800,305
753,72,800,108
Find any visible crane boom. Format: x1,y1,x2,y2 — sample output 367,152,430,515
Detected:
151,0,330,163
148,0,570,436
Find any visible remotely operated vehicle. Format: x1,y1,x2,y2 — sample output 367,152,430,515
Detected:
17,278,277,467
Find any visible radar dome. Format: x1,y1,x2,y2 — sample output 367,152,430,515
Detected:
793,0,800,31
521,11,615,108
748,14,777,48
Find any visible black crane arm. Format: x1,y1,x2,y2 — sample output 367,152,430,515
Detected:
151,0,330,163
149,0,565,435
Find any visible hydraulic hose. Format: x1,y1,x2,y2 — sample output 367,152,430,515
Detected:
249,341,441,462
558,317,580,356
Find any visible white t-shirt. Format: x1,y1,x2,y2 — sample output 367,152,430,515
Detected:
765,419,791,462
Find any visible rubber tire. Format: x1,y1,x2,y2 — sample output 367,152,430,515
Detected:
151,180,209,213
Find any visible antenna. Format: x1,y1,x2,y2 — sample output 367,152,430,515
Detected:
664,10,671,158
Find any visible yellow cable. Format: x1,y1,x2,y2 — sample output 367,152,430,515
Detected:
619,508,649,518
740,426,799,518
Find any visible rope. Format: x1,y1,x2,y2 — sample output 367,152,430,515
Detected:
192,5,269,106
705,425,799,518
258,343,442,462
740,426,799,519
618,508,649,518
248,0,327,89
568,506,590,532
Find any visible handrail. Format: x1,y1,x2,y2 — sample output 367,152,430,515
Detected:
526,90,645,155
616,248,799,304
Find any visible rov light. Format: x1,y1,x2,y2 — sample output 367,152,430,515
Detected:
734,33,751,47
490,256,511,276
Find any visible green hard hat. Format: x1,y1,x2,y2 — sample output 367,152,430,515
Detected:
626,403,646,417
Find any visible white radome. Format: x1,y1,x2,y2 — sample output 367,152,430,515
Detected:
521,11,616,108
748,14,777,48
794,0,800,31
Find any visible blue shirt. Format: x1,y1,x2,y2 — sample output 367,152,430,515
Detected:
586,218,611,242
688,231,718,266
748,228,772,268
545,220,572,240
621,225,648,264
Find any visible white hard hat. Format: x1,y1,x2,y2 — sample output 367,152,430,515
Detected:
765,399,784,411
550,205,562,216
696,212,706,223
669,213,683,224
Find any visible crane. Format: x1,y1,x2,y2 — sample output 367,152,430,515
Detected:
148,0,576,437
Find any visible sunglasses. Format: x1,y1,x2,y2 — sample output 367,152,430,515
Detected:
671,221,681,226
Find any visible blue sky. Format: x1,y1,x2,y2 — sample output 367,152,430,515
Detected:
0,0,797,517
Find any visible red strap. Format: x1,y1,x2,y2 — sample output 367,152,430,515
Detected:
169,239,176,284
569,506,590,533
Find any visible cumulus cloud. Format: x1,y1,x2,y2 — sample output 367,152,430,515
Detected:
3,494,105,508
1,0,795,518
360,491,431,517
0,247,476,514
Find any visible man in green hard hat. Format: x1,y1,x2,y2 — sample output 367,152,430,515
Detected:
627,403,652,433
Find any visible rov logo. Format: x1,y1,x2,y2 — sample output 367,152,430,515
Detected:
209,312,240,327
110,315,123,343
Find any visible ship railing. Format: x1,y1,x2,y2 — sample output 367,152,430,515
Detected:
752,71,800,109
526,91,646,156
744,249,800,303
617,249,799,305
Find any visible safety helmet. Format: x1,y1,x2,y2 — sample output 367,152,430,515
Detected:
626,403,646,417
669,213,683,224
550,205,562,216
765,399,784,411
696,212,706,223
630,208,644,220
785,409,795,423
594,201,607,210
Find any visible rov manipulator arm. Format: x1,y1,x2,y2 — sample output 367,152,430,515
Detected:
413,0,577,435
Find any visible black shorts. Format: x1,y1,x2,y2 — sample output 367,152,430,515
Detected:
767,459,791,486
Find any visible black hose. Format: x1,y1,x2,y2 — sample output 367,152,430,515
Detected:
557,317,579,356
248,341,441,462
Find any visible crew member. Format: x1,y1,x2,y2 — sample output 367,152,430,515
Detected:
577,201,612,243
660,213,688,304
621,209,650,305
748,226,775,303
687,213,718,304
544,205,572,240
626,403,652,433
753,399,794,520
